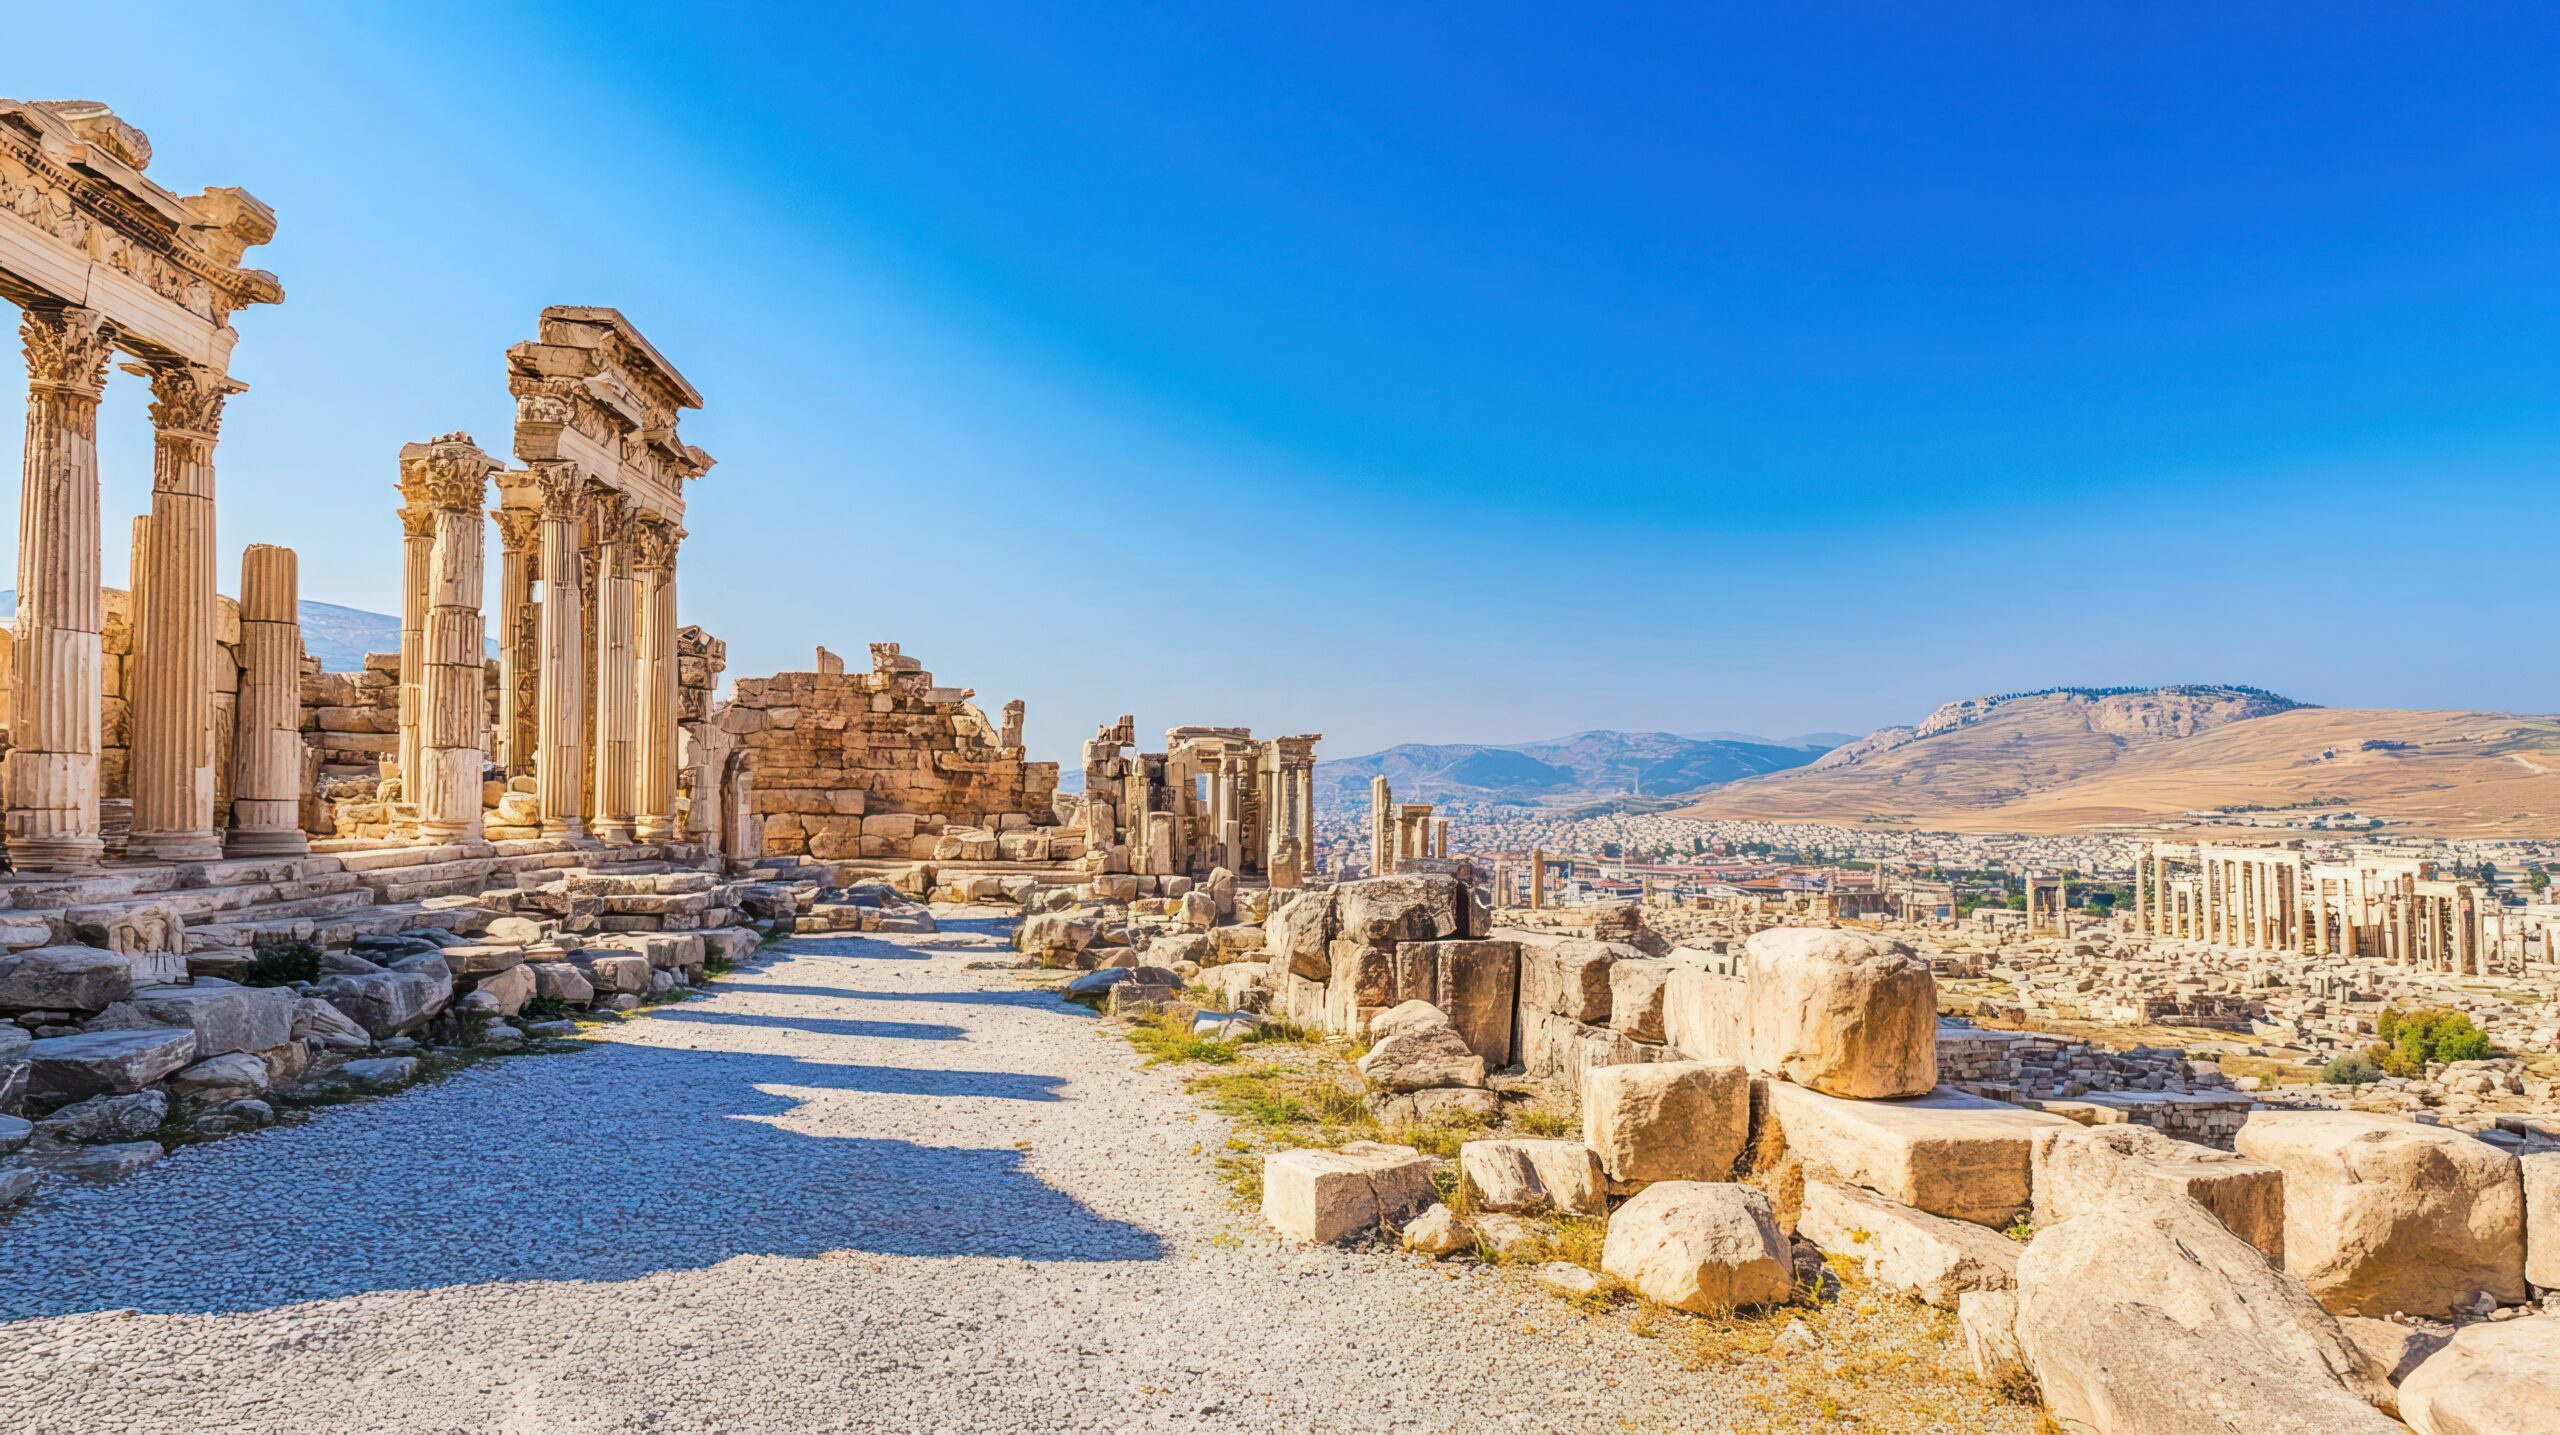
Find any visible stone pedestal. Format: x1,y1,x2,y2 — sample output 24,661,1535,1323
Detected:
7,306,115,873
126,360,235,862
227,544,307,856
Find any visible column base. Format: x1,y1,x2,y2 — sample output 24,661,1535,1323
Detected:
5,833,106,875
541,817,589,841
417,822,486,846
634,815,675,842
128,829,225,863
224,828,311,858
593,820,637,845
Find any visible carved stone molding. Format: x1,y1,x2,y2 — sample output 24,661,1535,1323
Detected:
132,359,241,441
20,305,115,398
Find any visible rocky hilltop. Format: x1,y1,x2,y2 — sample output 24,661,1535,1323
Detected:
1316,730,1824,808
1681,685,2560,837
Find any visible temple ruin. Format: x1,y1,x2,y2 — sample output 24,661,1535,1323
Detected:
2132,839,2501,973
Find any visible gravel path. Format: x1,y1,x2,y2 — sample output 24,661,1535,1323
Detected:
0,916,1828,1432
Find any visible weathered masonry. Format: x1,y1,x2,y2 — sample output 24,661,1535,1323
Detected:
1078,719,1321,886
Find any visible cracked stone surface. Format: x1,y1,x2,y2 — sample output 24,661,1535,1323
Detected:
0,913,1800,1432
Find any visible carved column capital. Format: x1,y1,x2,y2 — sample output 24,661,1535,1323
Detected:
398,430,499,514
531,460,585,521
492,505,542,554
629,515,682,572
586,488,631,548
129,359,244,441
20,305,117,399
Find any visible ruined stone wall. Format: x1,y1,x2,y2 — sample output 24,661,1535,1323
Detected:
720,643,1060,862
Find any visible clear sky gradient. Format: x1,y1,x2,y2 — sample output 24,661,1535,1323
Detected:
6,5,2555,761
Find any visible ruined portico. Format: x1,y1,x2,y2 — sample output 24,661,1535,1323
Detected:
2133,838,2497,974
1078,719,1320,886
1,99,282,870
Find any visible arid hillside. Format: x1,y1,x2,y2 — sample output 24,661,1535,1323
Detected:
1678,686,2560,836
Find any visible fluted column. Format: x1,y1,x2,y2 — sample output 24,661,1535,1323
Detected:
531,464,587,839
394,501,433,799
492,507,539,775
227,544,308,856
403,435,496,844
8,307,116,872
631,517,679,842
1296,763,1316,877
588,491,636,843
127,360,236,862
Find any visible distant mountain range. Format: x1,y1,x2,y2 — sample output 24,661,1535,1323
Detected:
0,592,471,672
1313,730,1836,808
1678,684,2560,838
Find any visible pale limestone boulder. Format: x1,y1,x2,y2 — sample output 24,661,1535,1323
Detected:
2398,1317,2560,1435
1261,1142,1436,1244
1333,875,1465,946
529,962,595,1005
1369,998,1451,1043
2015,1196,2400,1435
1744,928,1935,1099
2032,1123,2286,1263
474,963,536,1017
168,1051,271,1100
2523,1150,2560,1290
1609,959,1671,1044
1177,890,1217,930
290,997,372,1051
1356,1023,1485,1093
1265,889,1336,982
1460,1138,1606,1215
1401,1202,1474,1257
1519,939,1625,1023
25,1028,198,1103
128,983,295,1057
1600,1182,1791,1313
1957,1289,2027,1389
1662,967,1747,1063
1760,1081,2068,1228
0,946,133,1014
1581,1059,1746,1185
2236,1111,2527,1317
1798,1178,2020,1308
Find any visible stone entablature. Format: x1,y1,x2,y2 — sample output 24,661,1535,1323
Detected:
718,643,1061,863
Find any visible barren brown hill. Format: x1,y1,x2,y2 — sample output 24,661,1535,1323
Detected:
1678,688,2560,837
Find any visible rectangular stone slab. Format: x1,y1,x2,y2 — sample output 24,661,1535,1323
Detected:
1798,1177,2021,1307
26,1027,199,1103
1262,1142,1437,1244
1760,1080,2069,1228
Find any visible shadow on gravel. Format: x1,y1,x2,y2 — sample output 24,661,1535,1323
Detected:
0,1040,1157,1320
650,1009,969,1042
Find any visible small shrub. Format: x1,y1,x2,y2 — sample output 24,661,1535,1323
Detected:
1515,1105,1576,1138
2320,1051,2384,1085
237,940,322,987
2371,1007,2496,1075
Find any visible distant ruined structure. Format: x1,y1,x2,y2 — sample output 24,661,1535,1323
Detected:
1079,720,1320,886
2133,839,2502,974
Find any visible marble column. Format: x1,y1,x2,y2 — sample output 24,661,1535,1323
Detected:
588,492,636,844
394,501,433,803
404,437,495,844
631,517,679,842
126,360,237,862
227,544,308,856
1370,776,1392,874
531,465,587,839
1432,817,1450,859
1531,847,1548,908
1295,764,1316,878
492,507,540,775
9,307,116,871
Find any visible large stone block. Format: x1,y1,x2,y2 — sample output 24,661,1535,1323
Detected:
1663,967,1748,1064
1261,1142,1436,1244
2523,1150,2560,1292
1744,928,1935,1099
1356,1018,1485,1094
128,984,296,1058
2398,1317,2560,1435
25,1027,198,1104
1331,875,1465,946
2015,1195,2400,1435
1760,1080,2069,1229
311,968,452,1040
1609,959,1671,1044
1265,889,1336,982
2236,1111,2526,1317
1798,1178,2020,1308
1600,1181,1792,1313
0,945,134,1014
2033,1123,2286,1263
1519,939,1625,1024
1410,939,1518,1067
1459,1138,1606,1215
1582,1059,1747,1185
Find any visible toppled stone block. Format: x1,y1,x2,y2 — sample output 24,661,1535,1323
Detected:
529,962,595,1005
34,1089,169,1144
1799,1178,2020,1307
1601,1181,1792,1313
128,983,295,1058
1609,959,1671,1044
1760,1081,2068,1229
2015,1195,2399,1435
291,996,374,1051
1460,1138,1606,1215
1409,939,1518,1066
25,1028,198,1104
0,946,134,1014
2236,1111,2526,1318
1582,1059,1747,1185
474,963,536,1017
2398,1317,2560,1435
1334,875,1469,946
1357,1014,1486,1094
1664,967,1748,1064
168,1052,271,1101
1520,939,1626,1024
572,953,652,996
2033,1123,2285,1263
1745,928,1936,1099
1261,1141,1436,1244
311,968,452,1040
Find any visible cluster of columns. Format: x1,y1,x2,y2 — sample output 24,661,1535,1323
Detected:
8,305,306,870
2137,842,2307,952
1365,777,1448,874
1259,743,1318,887
2134,841,2492,974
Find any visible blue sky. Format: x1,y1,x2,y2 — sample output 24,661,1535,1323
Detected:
6,4,2555,760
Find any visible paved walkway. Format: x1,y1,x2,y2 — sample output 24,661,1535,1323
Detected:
0,917,1798,1432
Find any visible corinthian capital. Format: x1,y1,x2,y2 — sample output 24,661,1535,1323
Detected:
586,489,631,547
531,460,585,521
21,306,117,398
629,515,683,572
397,431,500,514
491,505,542,554
131,360,246,439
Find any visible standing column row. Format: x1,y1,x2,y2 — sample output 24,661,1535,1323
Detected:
631,517,680,842
532,465,588,840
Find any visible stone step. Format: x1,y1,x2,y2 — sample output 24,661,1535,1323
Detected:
182,890,382,950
